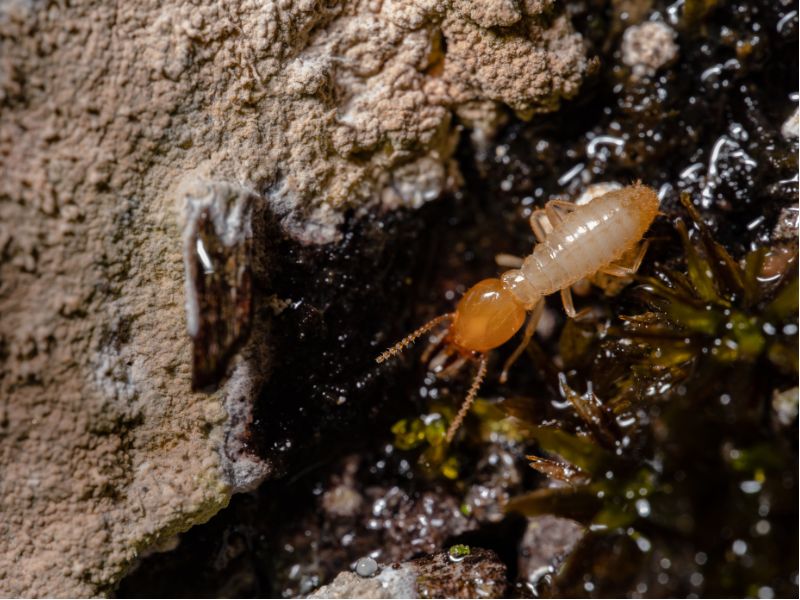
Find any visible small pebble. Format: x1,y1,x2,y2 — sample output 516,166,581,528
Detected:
355,557,378,577
621,21,679,77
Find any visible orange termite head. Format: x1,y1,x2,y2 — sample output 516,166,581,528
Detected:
451,278,527,353
375,278,528,364
375,277,528,444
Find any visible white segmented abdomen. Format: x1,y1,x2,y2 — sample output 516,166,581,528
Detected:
515,190,653,297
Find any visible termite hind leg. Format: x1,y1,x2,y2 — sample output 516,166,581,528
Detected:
495,253,525,268
445,354,489,444
499,298,544,384
599,240,650,278
629,239,650,272
598,263,633,278
376,313,453,364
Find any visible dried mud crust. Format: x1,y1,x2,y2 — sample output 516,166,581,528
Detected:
0,0,587,596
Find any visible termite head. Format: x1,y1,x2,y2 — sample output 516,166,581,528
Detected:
451,278,527,353
376,277,530,443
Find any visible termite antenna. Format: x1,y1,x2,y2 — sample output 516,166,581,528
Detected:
445,354,489,443
375,313,454,364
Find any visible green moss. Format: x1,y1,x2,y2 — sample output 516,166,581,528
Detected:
504,194,798,596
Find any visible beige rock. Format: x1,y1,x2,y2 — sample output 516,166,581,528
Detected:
308,548,508,599
0,0,586,595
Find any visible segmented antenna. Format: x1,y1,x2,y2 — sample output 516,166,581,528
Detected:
375,313,453,364
445,354,488,443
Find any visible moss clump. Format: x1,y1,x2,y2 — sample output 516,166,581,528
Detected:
448,544,471,559
505,195,798,597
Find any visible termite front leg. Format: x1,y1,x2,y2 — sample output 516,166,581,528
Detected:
499,298,544,384
437,354,470,380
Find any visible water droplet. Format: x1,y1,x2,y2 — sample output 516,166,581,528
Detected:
355,557,378,578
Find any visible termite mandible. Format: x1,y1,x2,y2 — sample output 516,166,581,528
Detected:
376,183,660,443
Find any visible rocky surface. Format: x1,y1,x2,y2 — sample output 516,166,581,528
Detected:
517,515,585,593
307,548,508,599
0,0,586,596
271,455,478,597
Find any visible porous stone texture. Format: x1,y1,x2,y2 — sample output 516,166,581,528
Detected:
0,0,586,595
307,564,418,599
518,515,585,590
307,548,508,599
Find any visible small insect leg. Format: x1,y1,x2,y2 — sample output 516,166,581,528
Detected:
544,199,577,226
629,239,650,272
598,264,633,277
495,253,525,268
428,345,456,373
499,299,544,384
420,328,448,363
600,240,650,278
529,209,553,243
445,354,489,443
437,354,469,379
560,288,577,318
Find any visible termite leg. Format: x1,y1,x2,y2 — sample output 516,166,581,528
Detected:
598,263,633,278
499,298,544,384
438,354,469,380
629,239,650,272
560,288,577,318
529,209,552,243
600,240,650,278
495,253,525,268
376,313,453,364
420,328,448,363
428,345,456,373
445,354,489,443
544,199,578,226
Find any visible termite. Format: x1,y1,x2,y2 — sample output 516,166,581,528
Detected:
376,183,660,443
